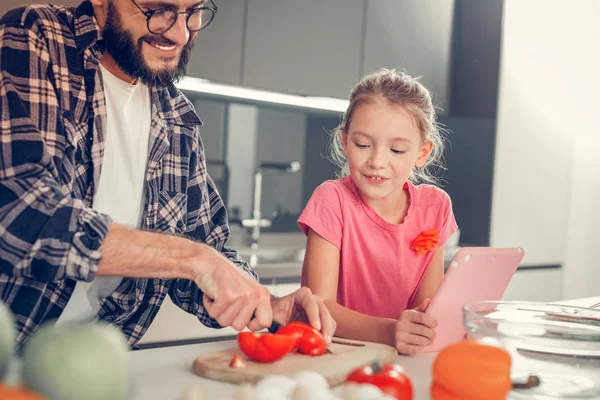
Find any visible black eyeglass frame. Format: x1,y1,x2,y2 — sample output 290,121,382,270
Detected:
129,0,218,35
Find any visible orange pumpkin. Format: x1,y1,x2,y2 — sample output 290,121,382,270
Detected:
0,383,46,399
431,339,512,400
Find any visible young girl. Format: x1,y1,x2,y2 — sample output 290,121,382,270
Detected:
298,69,458,355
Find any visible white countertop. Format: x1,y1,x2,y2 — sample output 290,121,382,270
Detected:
130,296,600,400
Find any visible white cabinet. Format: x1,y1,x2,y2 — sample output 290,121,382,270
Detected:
490,0,574,267
242,0,363,99
362,0,455,115
186,0,246,85
502,268,563,302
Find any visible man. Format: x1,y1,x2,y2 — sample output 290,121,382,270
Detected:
0,0,335,346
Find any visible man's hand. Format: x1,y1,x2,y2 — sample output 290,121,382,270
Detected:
395,298,437,355
270,287,337,345
195,246,272,331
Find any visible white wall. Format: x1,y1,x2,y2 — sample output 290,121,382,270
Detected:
493,0,600,298
226,104,259,220
256,108,307,217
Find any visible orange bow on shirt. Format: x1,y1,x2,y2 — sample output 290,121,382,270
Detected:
411,229,441,255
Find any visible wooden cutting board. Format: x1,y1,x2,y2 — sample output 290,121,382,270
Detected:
192,338,398,386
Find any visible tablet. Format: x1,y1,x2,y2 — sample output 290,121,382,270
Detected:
422,247,525,352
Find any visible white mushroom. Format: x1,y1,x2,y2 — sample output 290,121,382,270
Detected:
341,383,362,400
255,375,297,400
292,370,330,391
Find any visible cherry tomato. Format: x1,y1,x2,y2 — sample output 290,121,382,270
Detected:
346,361,413,400
237,332,296,363
277,321,327,356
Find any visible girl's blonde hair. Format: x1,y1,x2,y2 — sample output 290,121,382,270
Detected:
331,68,446,185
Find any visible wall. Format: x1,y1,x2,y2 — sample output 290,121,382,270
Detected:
255,108,307,219
494,0,600,297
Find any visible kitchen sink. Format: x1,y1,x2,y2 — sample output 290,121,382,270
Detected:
236,246,306,267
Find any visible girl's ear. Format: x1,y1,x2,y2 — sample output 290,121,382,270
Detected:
341,130,349,155
416,141,433,168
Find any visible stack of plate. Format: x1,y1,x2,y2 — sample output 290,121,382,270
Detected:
463,301,600,399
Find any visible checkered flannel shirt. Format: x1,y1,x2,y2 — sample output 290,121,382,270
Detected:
0,0,257,346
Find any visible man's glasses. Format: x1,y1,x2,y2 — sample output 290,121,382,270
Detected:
129,0,218,35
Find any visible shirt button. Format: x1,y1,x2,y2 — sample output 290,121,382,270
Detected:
177,220,185,230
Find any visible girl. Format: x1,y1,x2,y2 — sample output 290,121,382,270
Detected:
298,69,458,355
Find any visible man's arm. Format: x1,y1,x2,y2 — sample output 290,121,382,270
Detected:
0,14,110,283
0,12,274,331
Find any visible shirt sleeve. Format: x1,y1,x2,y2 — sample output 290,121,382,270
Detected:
297,181,344,249
0,15,111,283
168,132,258,329
439,190,459,247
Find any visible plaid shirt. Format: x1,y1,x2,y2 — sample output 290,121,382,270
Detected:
0,0,257,346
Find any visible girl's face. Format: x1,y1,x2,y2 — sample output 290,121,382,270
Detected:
342,99,433,203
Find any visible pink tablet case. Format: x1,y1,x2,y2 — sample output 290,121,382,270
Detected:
422,247,525,352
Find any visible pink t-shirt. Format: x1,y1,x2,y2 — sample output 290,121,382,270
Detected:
298,177,458,319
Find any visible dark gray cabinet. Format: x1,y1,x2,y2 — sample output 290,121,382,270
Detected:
187,0,246,85
242,0,364,99
362,0,455,115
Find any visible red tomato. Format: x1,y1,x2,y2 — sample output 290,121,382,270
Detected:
346,362,413,400
277,321,327,356
237,332,296,363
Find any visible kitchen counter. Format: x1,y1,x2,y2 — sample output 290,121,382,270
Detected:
252,262,301,283
130,296,599,400
130,338,436,400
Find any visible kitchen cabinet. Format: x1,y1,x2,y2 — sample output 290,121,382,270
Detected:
362,0,455,116
502,268,563,302
489,0,574,267
186,0,246,85
242,0,364,99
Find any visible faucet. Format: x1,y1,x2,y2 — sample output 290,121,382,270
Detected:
241,161,301,249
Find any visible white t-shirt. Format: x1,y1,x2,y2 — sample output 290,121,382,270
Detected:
56,64,152,325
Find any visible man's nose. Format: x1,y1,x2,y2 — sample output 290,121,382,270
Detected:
162,14,190,46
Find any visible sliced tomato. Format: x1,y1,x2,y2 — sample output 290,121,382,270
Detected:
278,321,327,356
276,321,307,352
237,332,296,363
229,354,246,369
346,362,413,400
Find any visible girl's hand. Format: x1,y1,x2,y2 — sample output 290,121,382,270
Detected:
394,298,437,355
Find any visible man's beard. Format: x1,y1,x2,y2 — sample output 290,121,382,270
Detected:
102,1,195,88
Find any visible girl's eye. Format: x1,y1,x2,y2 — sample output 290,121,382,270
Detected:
355,143,369,149
391,149,407,154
